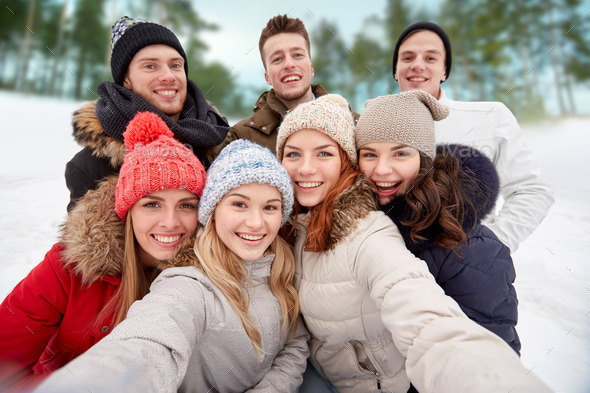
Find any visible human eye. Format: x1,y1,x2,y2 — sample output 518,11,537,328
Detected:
232,201,247,208
318,151,334,157
143,63,156,70
143,201,159,208
180,202,197,210
264,204,280,211
272,56,282,63
284,151,300,158
361,152,377,158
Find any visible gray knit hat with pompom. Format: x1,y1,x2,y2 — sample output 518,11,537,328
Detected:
355,90,449,159
198,139,294,226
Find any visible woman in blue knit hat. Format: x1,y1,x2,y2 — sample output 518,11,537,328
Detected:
36,139,308,393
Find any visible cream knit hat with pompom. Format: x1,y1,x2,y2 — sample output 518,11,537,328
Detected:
276,94,357,164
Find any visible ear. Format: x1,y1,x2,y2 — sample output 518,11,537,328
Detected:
310,62,314,78
123,74,131,89
393,72,398,81
265,72,272,86
441,70,447,83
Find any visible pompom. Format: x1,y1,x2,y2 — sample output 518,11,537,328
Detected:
320,94,349,110
123,112,174,151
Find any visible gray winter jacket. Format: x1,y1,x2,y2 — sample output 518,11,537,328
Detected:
35,254,309,393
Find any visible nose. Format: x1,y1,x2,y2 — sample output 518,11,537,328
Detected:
410,56,426,71
245,209,263,230
283,54,296,69
374,157,394,176
158,66,176,82
298,156,316,176
160,208,181,229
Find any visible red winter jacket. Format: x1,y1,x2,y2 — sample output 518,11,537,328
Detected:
0,177,125,392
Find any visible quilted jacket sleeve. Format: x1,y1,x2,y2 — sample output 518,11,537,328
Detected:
424,225,520,354
350,213,550,393
0,244,70,392
33,269,207,393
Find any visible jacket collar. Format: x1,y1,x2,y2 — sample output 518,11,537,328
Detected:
59,176,125,284
72,101,125,168
247,85,331,136
298,174,377,250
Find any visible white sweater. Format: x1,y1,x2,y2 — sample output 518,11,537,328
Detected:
436,88,554,251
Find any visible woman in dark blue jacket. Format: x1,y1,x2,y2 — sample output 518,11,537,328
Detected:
355,90,520,355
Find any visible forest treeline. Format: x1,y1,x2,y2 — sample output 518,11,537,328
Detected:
1,0,588,119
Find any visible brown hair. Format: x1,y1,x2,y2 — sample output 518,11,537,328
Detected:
258,14,311,68
94,217,159,330
402,151,475,250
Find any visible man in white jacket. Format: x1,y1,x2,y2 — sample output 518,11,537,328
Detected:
392,21,554,252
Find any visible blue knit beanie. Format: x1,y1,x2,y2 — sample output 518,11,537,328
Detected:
198,140,294,226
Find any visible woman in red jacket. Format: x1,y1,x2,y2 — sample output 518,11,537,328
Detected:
0,112,207,392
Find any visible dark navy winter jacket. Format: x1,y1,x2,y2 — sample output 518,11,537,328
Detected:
380,144,521,354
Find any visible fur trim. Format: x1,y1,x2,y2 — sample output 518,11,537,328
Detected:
59,176,125,284
156,235,198,270
72,102,125,168
327,174,377,249
437,144,499,226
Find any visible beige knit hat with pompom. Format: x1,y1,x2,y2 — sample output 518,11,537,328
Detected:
355,90,449,159
276,94,357,164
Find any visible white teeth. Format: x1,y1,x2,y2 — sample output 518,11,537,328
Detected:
376,182,398,187
157,90,176,96
282,76,300,82
154,234,181,243
408,77,426,82
238,234,264,241
298,182,322,188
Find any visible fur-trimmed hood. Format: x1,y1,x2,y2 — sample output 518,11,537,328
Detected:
321,174,377,250
72,102,125,168
59,176,125,284
381,144,500,252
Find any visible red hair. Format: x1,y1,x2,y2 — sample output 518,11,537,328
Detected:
300,149,359,252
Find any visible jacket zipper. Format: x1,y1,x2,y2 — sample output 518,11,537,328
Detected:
359,362,382,390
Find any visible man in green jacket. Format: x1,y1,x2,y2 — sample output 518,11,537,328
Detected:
208,14,338,160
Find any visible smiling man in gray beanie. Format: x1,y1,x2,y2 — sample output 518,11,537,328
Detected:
392,21,554,252
64,16,229,212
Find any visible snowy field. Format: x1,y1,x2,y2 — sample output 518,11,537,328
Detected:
0,90,588,392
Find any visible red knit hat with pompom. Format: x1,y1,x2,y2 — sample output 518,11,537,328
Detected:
115,112,206,220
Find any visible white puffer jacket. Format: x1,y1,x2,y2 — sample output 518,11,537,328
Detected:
294,175,552,393
436,88,554,252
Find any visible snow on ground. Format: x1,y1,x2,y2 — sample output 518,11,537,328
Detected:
0,91,588,392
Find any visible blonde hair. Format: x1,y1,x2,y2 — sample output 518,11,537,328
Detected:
193,215,299,354
95,217,157,329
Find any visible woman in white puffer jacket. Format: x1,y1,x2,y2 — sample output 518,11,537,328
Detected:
276,93,551,393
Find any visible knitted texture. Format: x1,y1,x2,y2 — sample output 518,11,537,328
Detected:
355,90,450,159
392,21,452,82
110,16,188,85
198,140,294,226
276,94,357,164
115,112,206,220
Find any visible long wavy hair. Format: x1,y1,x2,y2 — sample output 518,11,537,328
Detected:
402,149,476,250
285,148,359,253
94,216,161,329
193,214,299,355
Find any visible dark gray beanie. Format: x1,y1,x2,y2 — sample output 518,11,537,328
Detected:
110,16,188,85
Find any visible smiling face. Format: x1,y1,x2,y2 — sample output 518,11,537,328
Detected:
214,183,282,262
281,129,342,208
129,188,199,268
262,33,314,110
123,44,187,121
358,142,421,205
394,30,447,99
